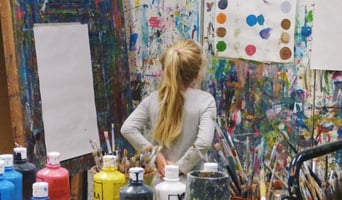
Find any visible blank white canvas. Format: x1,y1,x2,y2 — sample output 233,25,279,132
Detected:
311,0,342,71
33,23,99,161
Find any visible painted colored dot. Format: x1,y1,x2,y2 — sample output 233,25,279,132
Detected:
233,42,240,52
234,28,241,37
281,19,291,30
301,25,312,37
216,41,227,52
246,15,257,26
216,27,227,37
281,1,292,14
218,0,228,10
279,47,292,60
245,44,256,56
257,15,265,25
216,13,227,24
259,27,272,39
280,32,290,43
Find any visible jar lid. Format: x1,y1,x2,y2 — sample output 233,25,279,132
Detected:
164,165,179,181
129,167,144,182
47,152,60,165
203,162,218,172
13,147,27,160
102,155,117,168
32,182,49,197
0,160,5,174
0,154,13,167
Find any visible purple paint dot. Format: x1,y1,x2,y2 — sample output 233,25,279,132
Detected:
281,1,292,14
246,15,257,26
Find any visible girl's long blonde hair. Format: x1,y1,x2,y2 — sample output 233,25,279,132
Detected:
152,39,207,148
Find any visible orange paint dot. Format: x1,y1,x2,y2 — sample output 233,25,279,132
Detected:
216,13,227,24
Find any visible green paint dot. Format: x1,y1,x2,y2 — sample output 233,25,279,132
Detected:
216,41,227,52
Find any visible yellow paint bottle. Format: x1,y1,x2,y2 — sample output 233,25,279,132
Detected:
93,155,126,200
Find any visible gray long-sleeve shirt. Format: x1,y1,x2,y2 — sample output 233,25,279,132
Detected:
120,88,217,181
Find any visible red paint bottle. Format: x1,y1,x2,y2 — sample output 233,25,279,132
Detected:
36,152,70,200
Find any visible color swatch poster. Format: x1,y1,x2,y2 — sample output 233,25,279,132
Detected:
214,0,297,63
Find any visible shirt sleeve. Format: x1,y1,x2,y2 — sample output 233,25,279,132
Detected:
120,95,153,152
176,94,217,174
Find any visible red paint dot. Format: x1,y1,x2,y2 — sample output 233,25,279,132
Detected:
245,44,256,56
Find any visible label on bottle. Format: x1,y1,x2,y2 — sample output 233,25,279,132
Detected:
93,180,103,200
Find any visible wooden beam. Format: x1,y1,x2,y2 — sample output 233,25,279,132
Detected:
0,1,25,146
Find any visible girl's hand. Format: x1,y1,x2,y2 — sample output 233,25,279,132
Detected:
155,152,166,177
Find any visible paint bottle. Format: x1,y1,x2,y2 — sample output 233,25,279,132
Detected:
32,182,49,200
155,165,186,200
93,155,126,200
13,146,37,200
36,152,70,200
0,160,15,199
120,167,154,200
0,154,23,200
203,162,218,172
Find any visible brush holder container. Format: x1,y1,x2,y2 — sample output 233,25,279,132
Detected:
186,170,230,200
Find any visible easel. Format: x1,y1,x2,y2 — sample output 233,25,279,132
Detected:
0,2,94,199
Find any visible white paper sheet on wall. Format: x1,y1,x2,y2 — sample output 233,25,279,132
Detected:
33,23,99,161
311,0,342,71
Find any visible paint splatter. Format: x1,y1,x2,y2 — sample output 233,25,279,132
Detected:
301,25,312,37
216,41,227,52
259,27,272,39
245,44,256,56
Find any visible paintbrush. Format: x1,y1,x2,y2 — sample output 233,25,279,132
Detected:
104,131,113,155
259,167,267,200
213,142,241,196
215,123,247,181
111,123,116,154
267,155,278,199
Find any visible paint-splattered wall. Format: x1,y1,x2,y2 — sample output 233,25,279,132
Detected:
8,0,342,174
123,0,342,175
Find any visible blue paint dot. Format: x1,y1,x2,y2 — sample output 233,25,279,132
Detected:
257,15,265,25
246,15,257,26
301,25,312,37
